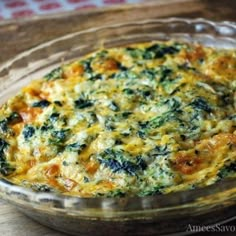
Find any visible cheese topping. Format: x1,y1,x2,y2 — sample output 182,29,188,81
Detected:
0,41,235,197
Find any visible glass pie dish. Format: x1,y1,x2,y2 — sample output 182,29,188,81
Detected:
0,18,236,236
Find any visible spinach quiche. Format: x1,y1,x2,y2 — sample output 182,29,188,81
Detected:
0,41,236,197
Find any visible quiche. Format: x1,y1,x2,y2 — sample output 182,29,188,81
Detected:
0,41,236,197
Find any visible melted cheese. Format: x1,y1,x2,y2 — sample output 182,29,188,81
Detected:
0,41,236,197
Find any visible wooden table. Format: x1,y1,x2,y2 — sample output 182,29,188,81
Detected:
0,0,236,235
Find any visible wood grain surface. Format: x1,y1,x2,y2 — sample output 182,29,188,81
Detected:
0,0,236,235
1,0,236,64
0,200,66,236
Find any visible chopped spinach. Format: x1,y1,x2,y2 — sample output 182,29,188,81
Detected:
190,97,212,113
45,67,63,81
51,129,69,144
32,100,50,108
88,73,103,81
0,138,15,176
96,50,108,58
0,112,22,133
138,89,153,99
227,162,236,172
127,43,180,60
54,101,63,106
137,121,148,138
149,111,176,129
114,71,137,80
49,113,60,122
126,47,144,58
161,97,181,111
115,139,123,145
159,66,173,82
83,176,89,183
137,130,146,139
121,128,132,137
162,78,182,95
123,88,135,95
146,98,181,129
104,118,115,131
218,162,236,179
148,145,170,157
62,161,69,166
137,98,183,135
80,59,106,81
99,158,136,175
0,139,9,156
66,143,86,153
136,156,147,170
0,120,8,133
122,111,132,118
144,43,180,59
156,66,180,94
98,149,147,176
117,62,128,71
40,124,53,132
87,112,98,126
80,58,93,74
0,160,15,176
108,189,126,197
74,97,93,109
138,121,149,129
138,186,163,196
228,114,236,120
23,125,35,140
141,69,157,80
178,63,196,71
136,97,191,137
220,93,233,107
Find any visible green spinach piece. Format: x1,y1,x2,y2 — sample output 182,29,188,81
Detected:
148,145,170,158
0,112,22,133
0,139,15,176
104,117,115,131
74,97,93,109
114,71,137,80
190,97,212,113
123,88,135,95
144,43,180,59
0,120,8,133
80,58,93,74
23,125,35,140
32,100,50,108
45,67,63,81
149,112,176,129
141,69,157,80
54,101,63,106
126,47,144,58
51,129,69,144
218,162,236,179
159,66,173,82
138,186,163,196
66,143,87,154
98,149,147,176
49,113,60,122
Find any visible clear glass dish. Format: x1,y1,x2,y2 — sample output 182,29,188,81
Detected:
0,18,236,236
